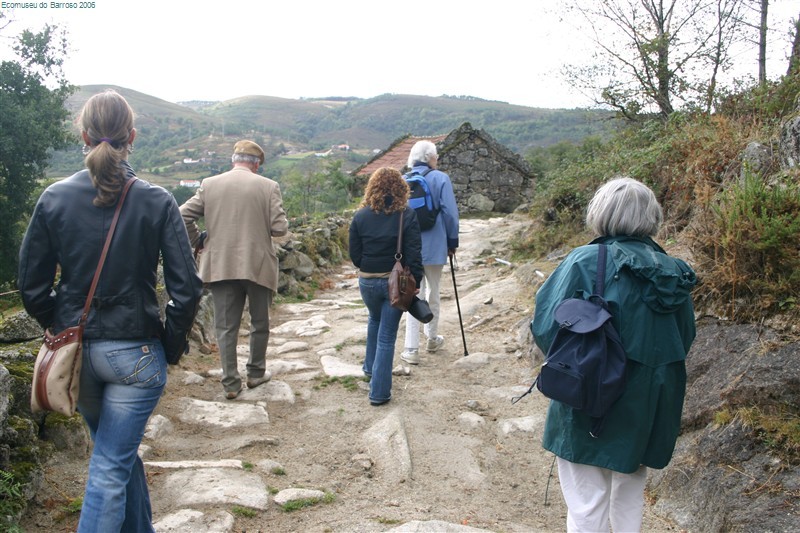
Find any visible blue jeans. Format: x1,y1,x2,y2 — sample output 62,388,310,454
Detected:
358,277,403,403
76,338,167,533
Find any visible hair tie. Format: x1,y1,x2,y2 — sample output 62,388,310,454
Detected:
98,137,114,144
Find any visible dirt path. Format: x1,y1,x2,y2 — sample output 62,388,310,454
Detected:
20,214,679,532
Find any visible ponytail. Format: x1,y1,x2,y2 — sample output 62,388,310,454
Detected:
79,90,135,207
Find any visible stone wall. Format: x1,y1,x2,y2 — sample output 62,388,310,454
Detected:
438,123,535,214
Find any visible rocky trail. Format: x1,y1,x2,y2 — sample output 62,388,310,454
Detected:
20,215,679,533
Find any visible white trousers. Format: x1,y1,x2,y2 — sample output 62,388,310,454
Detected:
557,458,648,533
404,264,444,349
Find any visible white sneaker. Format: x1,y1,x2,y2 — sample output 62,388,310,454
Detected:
426,336,445,352
400,349,419,365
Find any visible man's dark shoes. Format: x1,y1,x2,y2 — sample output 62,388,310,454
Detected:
225,388,242,400
247,371,272,390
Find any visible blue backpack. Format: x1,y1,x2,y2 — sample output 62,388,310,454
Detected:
405,169,438,231
515,244,627,438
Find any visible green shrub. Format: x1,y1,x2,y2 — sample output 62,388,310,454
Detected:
691,171,800,321
0,470,25,531
716,72,800,125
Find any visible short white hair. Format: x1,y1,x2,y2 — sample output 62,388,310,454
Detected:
586,177,663,237
408,140,437,168
231,153,261,166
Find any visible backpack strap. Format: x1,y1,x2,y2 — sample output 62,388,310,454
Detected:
414,168,436,209
594,244,607,298
406,168,434,179
589,243,613,439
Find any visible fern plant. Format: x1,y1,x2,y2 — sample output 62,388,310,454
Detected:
0,469,24,533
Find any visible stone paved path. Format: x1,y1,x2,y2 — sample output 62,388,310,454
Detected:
21,215,677,532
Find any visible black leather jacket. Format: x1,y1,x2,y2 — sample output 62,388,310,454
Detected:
18,163,203,361
349,205,424,285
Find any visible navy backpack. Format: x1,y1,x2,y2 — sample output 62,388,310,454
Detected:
515,244,627,438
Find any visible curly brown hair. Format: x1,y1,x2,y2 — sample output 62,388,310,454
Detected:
360,167,410,214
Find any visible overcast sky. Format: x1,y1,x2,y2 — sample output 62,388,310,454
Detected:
0,0,797,109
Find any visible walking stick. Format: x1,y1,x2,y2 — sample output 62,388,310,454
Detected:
449,254,468,356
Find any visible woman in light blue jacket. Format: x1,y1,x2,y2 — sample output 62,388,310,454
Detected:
401,140,460,365
532,177,697,533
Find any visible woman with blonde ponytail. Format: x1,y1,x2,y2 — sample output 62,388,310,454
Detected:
19,89,203,532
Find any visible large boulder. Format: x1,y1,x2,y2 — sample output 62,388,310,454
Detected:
280,250,315,280
681,318,800,430
0,311,42,343
779,94,800,168
648,318,800,532
740,141,777,179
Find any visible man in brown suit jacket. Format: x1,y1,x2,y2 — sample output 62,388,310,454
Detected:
180,140,289,399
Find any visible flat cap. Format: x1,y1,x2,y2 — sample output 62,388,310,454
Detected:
233,140,265,165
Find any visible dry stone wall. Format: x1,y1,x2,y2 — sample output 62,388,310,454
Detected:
438,123,535,214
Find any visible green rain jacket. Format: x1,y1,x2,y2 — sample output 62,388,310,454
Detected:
532,236,697,473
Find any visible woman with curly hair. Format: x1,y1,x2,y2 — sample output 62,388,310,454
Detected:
349,167,423,405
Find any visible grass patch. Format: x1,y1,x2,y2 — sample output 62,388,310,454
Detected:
334,338,367,352
63,497,83,514
716,406,800,463
242,461,254,471
281,499,316,512
313,375,363,392
280,492,335,512
231,505,258,518
375,517,402,525
270,466,286,476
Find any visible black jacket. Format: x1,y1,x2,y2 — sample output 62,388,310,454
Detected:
18,163,203,361
349,205,424,285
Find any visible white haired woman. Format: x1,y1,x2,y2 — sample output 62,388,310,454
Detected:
531,177,697,532
400,140,460,365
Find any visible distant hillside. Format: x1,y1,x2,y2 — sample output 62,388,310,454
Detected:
48,86,616,180
196,92,616,153
64,85,213,130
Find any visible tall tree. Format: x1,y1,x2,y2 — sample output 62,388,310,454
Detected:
736,0,771,83
758,0,769,83
563,0,747,119
0,19,76,284
703,0,748,112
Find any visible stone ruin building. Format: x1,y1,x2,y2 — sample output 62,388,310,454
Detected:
354,122,535,213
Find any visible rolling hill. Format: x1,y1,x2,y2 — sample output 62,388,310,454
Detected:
48,85,617,181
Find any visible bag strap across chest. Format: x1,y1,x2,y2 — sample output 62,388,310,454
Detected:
395,209,405,260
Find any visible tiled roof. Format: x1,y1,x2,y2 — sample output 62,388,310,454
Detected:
354,134,448,177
